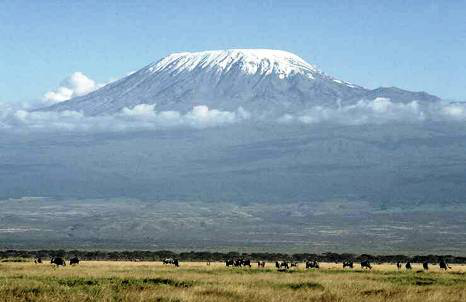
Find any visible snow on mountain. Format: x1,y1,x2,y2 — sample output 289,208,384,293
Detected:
43,49,440,115
147,49,322,79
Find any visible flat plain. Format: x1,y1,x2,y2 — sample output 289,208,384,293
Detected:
0,261,465,302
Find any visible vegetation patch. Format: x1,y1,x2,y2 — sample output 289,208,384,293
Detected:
119,278,194,288
154,297,184,302
198,288,241,299
4,287,42,296
226,268,276,274
0,258,29,262
276,269,301,274
384,275,465,287
2,287,47,301
415,279,435,286
286,282,324,290
57,278,100,287
318,269,369,275
362,289,386,295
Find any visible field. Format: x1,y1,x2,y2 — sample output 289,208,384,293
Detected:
0,261,465,302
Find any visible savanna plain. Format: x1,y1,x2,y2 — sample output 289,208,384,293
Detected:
0,261,465,302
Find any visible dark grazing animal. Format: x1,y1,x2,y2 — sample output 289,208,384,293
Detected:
50,257,66,267
69,256,80,265
396,261,402,270
305,260,319,269
405,261,412,270
258,261,266,268
276,261,289,270
34,257,42,264
242,259,251,267
226,259,234,267
343,260,353,269
423,261,429,270
230,259,251,267
360,260,372,270
290,262,298,268
439,259,451,270
162,258,179,267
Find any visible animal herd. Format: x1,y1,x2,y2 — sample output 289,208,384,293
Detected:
33,256,80,267
224,258,453,271
395,259,451,271
30,255,454,272
225,259,251,267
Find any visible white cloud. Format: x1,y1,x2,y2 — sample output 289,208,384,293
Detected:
438,102,466,121
42,72,102,105
120,104,157,118
1,97,466,133
183,105,237,127
279,98,432,125
118,104,246,129
0,104,249,132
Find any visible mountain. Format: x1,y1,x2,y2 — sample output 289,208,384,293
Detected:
43,49,441,115
6,50,465,252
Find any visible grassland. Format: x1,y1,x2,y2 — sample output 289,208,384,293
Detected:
0,261,465,302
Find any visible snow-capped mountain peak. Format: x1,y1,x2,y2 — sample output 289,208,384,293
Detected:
146,49,321,80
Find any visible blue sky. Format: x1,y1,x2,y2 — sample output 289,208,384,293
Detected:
1,0,465,104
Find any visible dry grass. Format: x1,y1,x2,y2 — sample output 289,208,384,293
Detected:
0,261,465,302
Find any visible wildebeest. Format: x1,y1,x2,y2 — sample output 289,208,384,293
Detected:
275,261,289,270
396,261,402,270
232,259,251,267
228,259,251,267
258,261,266,268
34,257,42,264
343,260,353,269
305,260,319,269
360,259,372,270
405,261,412,270
290,262,298,268
162,258,179,267
50,257,66,267
69,256,80,265
439,259,451,270
423,261,429,270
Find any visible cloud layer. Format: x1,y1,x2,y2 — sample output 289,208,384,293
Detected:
279,98,466,125
1,103,250,132
1,72,465,132
1,98,465,133
42,72,104,105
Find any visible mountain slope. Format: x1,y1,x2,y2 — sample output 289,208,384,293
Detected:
44,49,441,115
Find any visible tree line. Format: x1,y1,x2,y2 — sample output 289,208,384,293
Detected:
1,250,465,263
